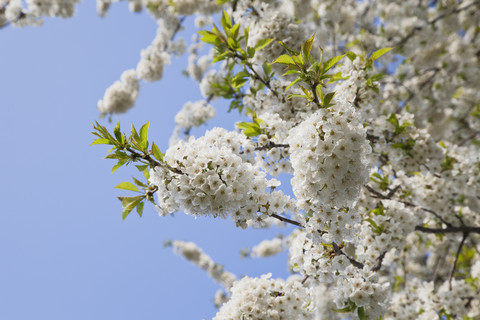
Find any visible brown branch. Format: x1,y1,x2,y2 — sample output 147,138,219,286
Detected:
332,242,365,269
415,225,480,234
448,232,468,290
371,251,386,272
270,213,303,228
255,141,289,151
365,184,453,227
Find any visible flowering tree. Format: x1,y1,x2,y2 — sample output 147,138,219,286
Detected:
4,0,480,319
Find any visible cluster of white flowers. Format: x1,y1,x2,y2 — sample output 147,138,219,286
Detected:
250,237,285,258
169,100,216,146
386,279,478,320
288,101,372,209
150,127,296,228
174,100,215,129
356,200,421,265
97,69,139,114
172,240,236,290
2,0,79,27
214,273,315,320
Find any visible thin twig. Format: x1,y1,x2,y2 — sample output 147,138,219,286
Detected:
270,213,303,228
255,141,289,151
448,232,468,290
332,242,365,269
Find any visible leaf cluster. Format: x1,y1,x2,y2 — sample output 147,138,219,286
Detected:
272,34,344,107
92,121,165,219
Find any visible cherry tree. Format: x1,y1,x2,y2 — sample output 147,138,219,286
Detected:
3,0,480,319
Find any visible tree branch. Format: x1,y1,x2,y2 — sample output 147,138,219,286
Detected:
270,213,303,228
415,225,480,234
448,232,468,290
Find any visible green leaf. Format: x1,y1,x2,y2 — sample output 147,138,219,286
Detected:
151,142,164,162
255,38,273,51
115,182,139,192
316,85,323,103
282,70,300,76
216,0,230,3
323,91,336,107
247,46,256,59
132,177,148,187
301,33,315,64
387,113,399,127
231,23,240,39
357,307,367,320
112,159,127,173
345,51,357,61
285,77,302,90
198,30,222,46
90,138,112,146
113,121,123,144
135,164,148,172
119,196,144,220
286,94,309,100
272,54,297,66
369,47,394,62
277,41,299,56
136,201,144,217
143,167,150,180
237,121,263,137
221,10,232,30
262,62,272,76
452,87,463,99
131,124,140,145
139,121,150,151
323,54,345,73
369,73,386,82
243,27,249,50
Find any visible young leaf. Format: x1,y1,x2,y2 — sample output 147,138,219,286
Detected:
198,30,221,46
272,54,297,66
119,196,144,220
112,159,127,173
323,91,336,107
357,307,367,320
301,33,315,63
151,142,164,162
221,10,232,30
131,124,140,146
323,54,345,73
90,138,112,146
277,41,299,56
136,164,148,172
132,177,148,188
113,121,123,144
285,77,302,90
136,201,144,217
139,121,150,151
255,38,273,51
115,182,139,192
369,47,394,62
262,62,272,76
282,70,300,76
345,51,357,61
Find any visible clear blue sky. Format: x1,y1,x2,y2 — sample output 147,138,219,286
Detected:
0,2,292,319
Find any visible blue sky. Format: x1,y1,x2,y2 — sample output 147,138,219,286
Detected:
0,2,292,319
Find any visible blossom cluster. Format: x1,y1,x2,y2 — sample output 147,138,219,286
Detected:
149,128,296,228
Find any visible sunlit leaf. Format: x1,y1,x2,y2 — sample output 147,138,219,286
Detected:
115,182,139,192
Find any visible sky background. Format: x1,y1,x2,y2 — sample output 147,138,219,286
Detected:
0,2,293,319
